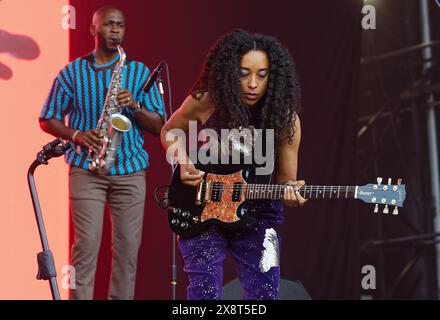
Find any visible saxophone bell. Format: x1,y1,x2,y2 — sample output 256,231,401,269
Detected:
98,113,132,172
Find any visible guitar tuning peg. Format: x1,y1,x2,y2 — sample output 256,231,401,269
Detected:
383,205,389,214
374,204,379,213
388,178,392,185
377,177,383,185
393,206,399,215
397,179,402,185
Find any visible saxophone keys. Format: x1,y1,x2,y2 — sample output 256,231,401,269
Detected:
89,161,97,171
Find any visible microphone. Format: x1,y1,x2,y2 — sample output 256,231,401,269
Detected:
157,75,164,95
43,138,64,152
142,61,165,93
37,138,72,164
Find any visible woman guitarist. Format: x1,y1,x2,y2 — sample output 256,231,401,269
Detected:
160,29,307,300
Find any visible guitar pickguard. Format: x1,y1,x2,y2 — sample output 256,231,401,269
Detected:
201,170,246,223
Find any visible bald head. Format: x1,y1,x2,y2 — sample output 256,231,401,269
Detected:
92,5,124,26
90,5,125,52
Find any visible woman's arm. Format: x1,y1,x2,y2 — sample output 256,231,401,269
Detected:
160,93,214,186
275,115,307,207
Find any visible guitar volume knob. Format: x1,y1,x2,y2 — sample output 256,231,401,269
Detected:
180,222,189,229
182,211,190,218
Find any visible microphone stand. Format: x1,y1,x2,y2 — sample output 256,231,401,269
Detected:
27,138,71,300
149,62,177,300
157,69,178,301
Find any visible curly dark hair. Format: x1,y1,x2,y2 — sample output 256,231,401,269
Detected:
190,29,301,148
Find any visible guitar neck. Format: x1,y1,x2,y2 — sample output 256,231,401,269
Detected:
245,184,358,200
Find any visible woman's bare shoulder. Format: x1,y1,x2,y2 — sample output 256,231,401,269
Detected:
181,92,215,123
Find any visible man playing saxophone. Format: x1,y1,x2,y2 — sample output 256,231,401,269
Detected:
39,5,164,299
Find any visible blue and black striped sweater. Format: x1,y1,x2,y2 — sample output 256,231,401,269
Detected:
40,51,164,175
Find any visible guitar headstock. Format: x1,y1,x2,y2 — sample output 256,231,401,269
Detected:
357,178,406,215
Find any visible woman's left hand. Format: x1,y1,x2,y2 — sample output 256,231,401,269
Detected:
282,180,308,207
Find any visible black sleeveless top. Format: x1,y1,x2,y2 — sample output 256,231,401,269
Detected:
194,104,284,225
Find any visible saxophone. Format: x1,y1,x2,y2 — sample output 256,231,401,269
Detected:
88,45,132,174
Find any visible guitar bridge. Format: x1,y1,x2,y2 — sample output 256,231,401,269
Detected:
196,182,203,205
196,181,211,205
204,181,211,204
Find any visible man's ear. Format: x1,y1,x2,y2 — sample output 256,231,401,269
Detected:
89,24,96,37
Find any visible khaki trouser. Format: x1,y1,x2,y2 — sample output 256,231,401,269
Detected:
68,166,146,300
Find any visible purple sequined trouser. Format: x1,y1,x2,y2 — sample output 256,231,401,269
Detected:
178,200,283,300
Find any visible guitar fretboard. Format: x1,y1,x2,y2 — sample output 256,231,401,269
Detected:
245,185,358,200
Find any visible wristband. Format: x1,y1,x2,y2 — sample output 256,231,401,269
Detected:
72,130,80,142
133,102,142,114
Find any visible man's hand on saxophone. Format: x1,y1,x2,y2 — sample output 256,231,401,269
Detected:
73,129,101,153
116,89,136,110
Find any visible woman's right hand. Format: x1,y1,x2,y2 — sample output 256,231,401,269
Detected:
180,162,205,187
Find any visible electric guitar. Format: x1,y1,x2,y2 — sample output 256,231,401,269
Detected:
166,164,407,237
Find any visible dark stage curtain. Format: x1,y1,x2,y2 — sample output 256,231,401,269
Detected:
69,0,362,299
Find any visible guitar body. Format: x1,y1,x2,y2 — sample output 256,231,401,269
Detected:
167,164,271,238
